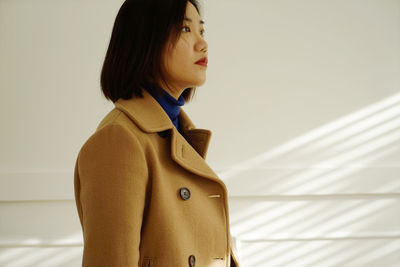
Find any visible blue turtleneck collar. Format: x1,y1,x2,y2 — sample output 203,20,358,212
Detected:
145,83,185,133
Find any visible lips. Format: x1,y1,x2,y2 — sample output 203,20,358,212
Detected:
195,57,208,66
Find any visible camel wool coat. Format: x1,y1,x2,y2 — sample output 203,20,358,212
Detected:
74,88,240,267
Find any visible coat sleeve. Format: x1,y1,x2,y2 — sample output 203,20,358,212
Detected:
75,123,148,267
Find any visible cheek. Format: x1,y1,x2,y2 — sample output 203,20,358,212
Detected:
164,39,193,76
173,40,192,63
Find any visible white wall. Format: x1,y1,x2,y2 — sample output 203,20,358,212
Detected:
1,0,399,266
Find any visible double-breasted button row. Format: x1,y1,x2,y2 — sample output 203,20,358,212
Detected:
180,187,191,200
189,254,196,267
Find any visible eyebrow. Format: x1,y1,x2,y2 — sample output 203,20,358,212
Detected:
184,17,205,25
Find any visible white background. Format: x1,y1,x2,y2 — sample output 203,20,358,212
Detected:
0,0,399,266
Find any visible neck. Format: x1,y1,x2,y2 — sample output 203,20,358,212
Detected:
145,82,185,133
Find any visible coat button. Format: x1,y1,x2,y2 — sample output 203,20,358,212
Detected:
188,255,196,267
180,187,191,200
157,130,169,138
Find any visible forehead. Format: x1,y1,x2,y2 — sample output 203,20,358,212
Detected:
185,2,203,24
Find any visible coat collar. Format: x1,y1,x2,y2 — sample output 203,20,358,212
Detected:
114,89,225,185
114,89,172,133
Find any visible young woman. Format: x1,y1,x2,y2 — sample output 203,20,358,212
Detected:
73,0,240,266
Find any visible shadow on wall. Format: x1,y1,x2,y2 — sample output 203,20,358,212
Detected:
0,233,83,266
219,92,400,267
239,239,400,267
220,91,400,183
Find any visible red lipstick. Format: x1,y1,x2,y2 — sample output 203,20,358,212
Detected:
195,57,208,67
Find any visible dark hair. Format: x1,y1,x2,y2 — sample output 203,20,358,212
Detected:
100,0,201,103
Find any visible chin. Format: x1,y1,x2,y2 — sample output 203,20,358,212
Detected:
192,76,206,86
180,75,206,88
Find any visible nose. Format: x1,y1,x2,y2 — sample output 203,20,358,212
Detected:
195,38,208,53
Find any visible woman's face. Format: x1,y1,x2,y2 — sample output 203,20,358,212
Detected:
161,2,208,97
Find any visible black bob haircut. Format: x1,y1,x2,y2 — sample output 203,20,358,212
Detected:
100,0,201,103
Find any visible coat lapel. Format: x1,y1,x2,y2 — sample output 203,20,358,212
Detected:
114,89,224,186
178,106,212,160
170,126,219,181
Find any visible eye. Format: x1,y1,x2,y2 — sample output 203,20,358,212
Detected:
182,26,206,37
182,26,190,33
